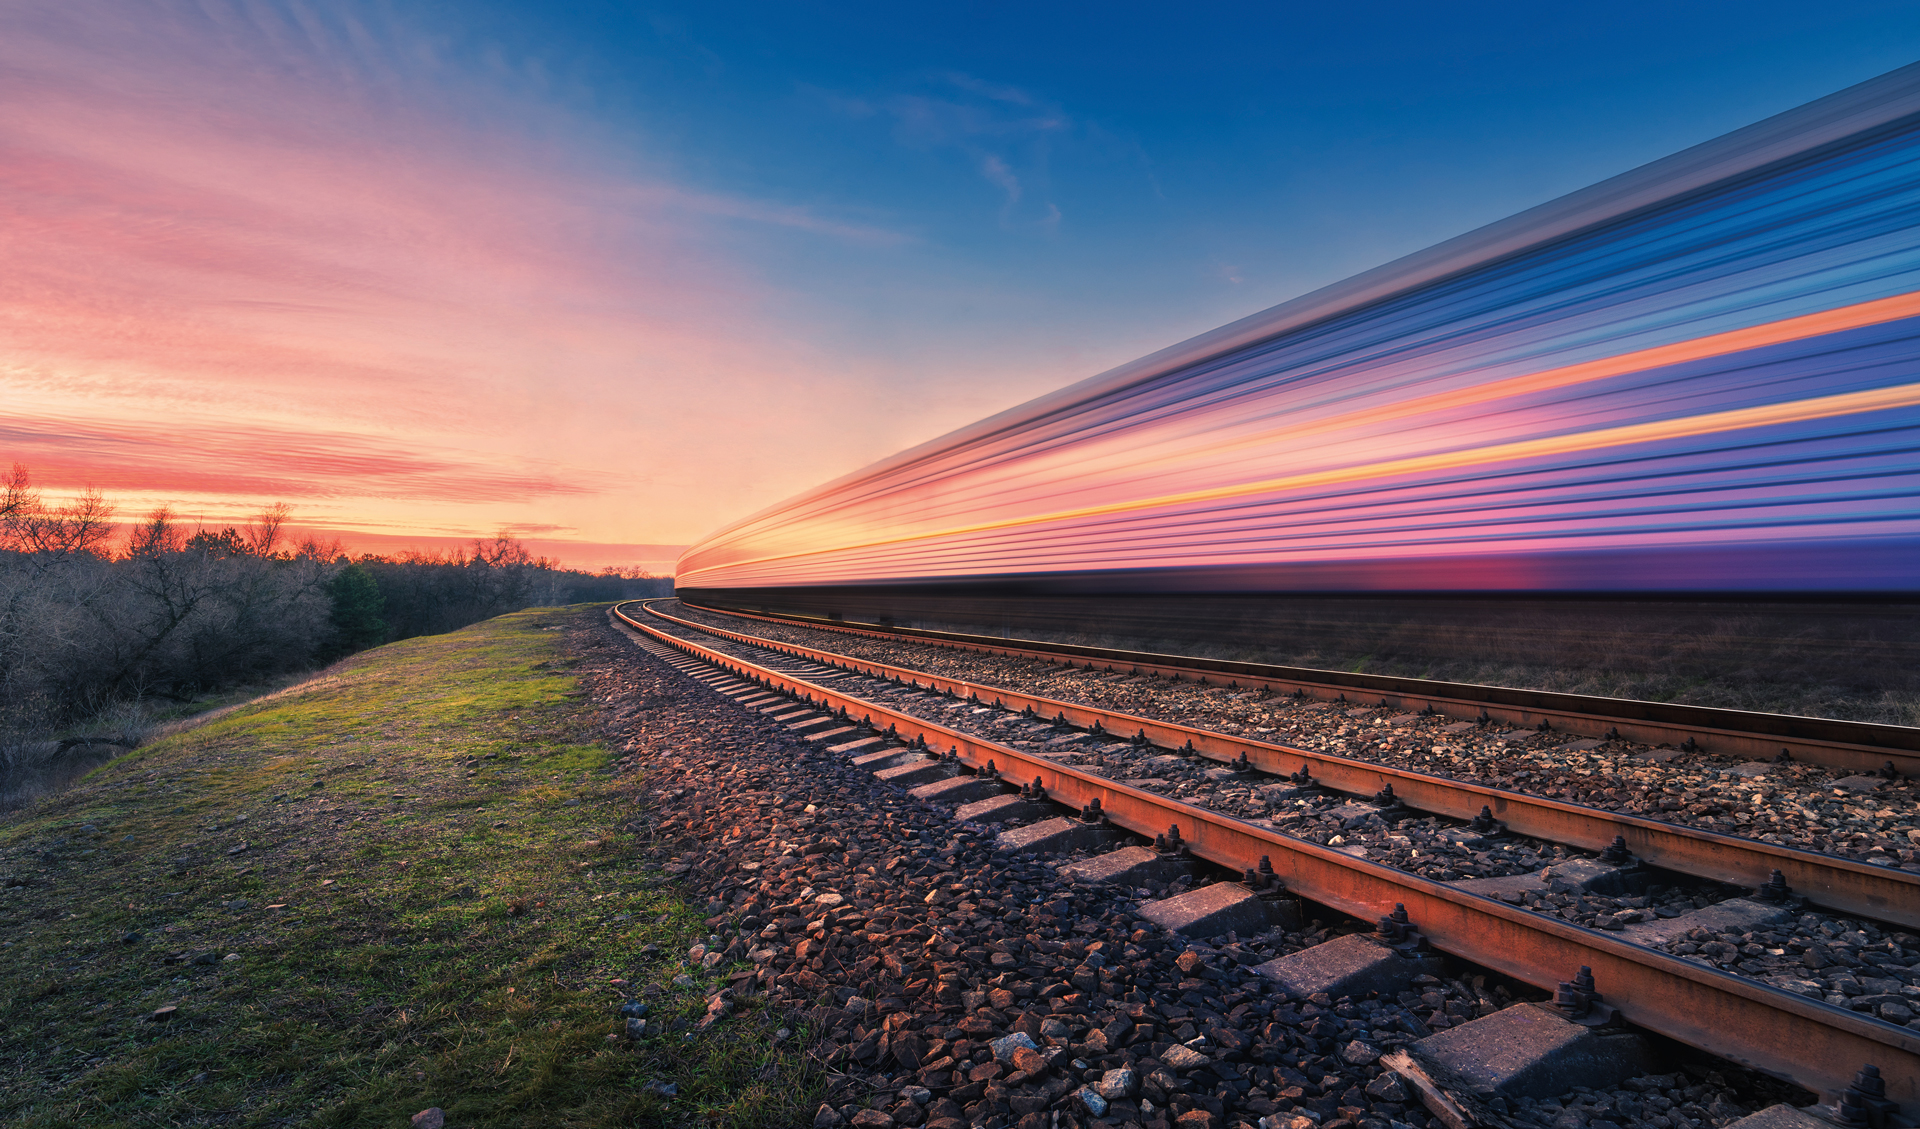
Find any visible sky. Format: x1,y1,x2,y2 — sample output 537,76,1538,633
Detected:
5,1,1920,573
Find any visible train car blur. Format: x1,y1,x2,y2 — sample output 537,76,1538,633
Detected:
673,63,1920,712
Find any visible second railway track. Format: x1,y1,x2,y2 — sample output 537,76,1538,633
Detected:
614,599,1920,1120
683,600,1920,781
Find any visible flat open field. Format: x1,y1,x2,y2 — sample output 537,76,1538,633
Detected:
0,606,817,1129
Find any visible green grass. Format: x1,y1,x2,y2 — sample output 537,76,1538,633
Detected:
0,606,821,1128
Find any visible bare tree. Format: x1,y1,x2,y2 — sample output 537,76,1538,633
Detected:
244,502,291,558
0,464,29,540
17,488,115,559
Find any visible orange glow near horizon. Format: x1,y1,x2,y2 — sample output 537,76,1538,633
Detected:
0,2,1056,571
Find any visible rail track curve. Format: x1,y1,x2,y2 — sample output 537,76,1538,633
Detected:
614,600,1920,1116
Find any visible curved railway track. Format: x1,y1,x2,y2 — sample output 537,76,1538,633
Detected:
682,600,1920,780
614,599,1919,1118
650,602,1920,930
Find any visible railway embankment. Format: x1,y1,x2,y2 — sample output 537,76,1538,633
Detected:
0,605,815,1129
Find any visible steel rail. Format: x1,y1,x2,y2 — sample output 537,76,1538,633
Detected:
643,600,1920,929
681,600,1920,777
614,601,1919,1114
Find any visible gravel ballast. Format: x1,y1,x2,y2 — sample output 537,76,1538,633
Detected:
595,610,1811,1129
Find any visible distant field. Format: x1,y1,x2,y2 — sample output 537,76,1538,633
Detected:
696,590,1920,726
0,607,812,1129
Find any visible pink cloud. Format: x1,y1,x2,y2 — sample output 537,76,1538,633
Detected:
0,413,609,501
0,0,934,552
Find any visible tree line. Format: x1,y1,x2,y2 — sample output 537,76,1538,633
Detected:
0,464,668,740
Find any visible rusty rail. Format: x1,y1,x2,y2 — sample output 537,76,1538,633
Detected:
681,599,1920,778
614,601,1919,1114
642,600,1920,930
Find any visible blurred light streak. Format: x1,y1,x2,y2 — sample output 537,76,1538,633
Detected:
680,63,1920,593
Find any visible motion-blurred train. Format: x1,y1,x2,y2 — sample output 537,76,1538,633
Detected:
673,63,1920,694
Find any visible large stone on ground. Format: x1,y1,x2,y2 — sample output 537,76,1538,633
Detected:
1252,932,1435,1000
994,817,1129,856
1619,896,1795,946
954,794,1054,824
1451,857,1633,902
1138,882,1287,938
852,746,919,770
1407,1002,1649,1100
1720,1106,1830,1129
874,759,955,787
1063,845,1205,887
910,775,1009,804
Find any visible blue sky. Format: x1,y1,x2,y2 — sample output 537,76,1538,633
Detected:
6,0,1919,563
446,1,1920,418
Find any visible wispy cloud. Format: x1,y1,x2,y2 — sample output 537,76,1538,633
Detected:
829,71,1074,230
979,154,1023,211
0,0,923,553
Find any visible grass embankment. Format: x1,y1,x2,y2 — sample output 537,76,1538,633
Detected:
0,606,817,1128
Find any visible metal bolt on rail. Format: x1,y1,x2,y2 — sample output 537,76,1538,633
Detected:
1289,764,1314,785
1154,825,1186,855
1022,777,1046,801
1757,869,1797,905
1554,965,1616,1026
1599,835,1634,865
1079,798,1104,824
1836,1064,1895,1127
1470,806,1503,835
1375,903,1423,953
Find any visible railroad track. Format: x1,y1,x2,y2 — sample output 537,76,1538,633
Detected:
682,600,1920,781
652,603,1919,932
612,600,1918,1121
